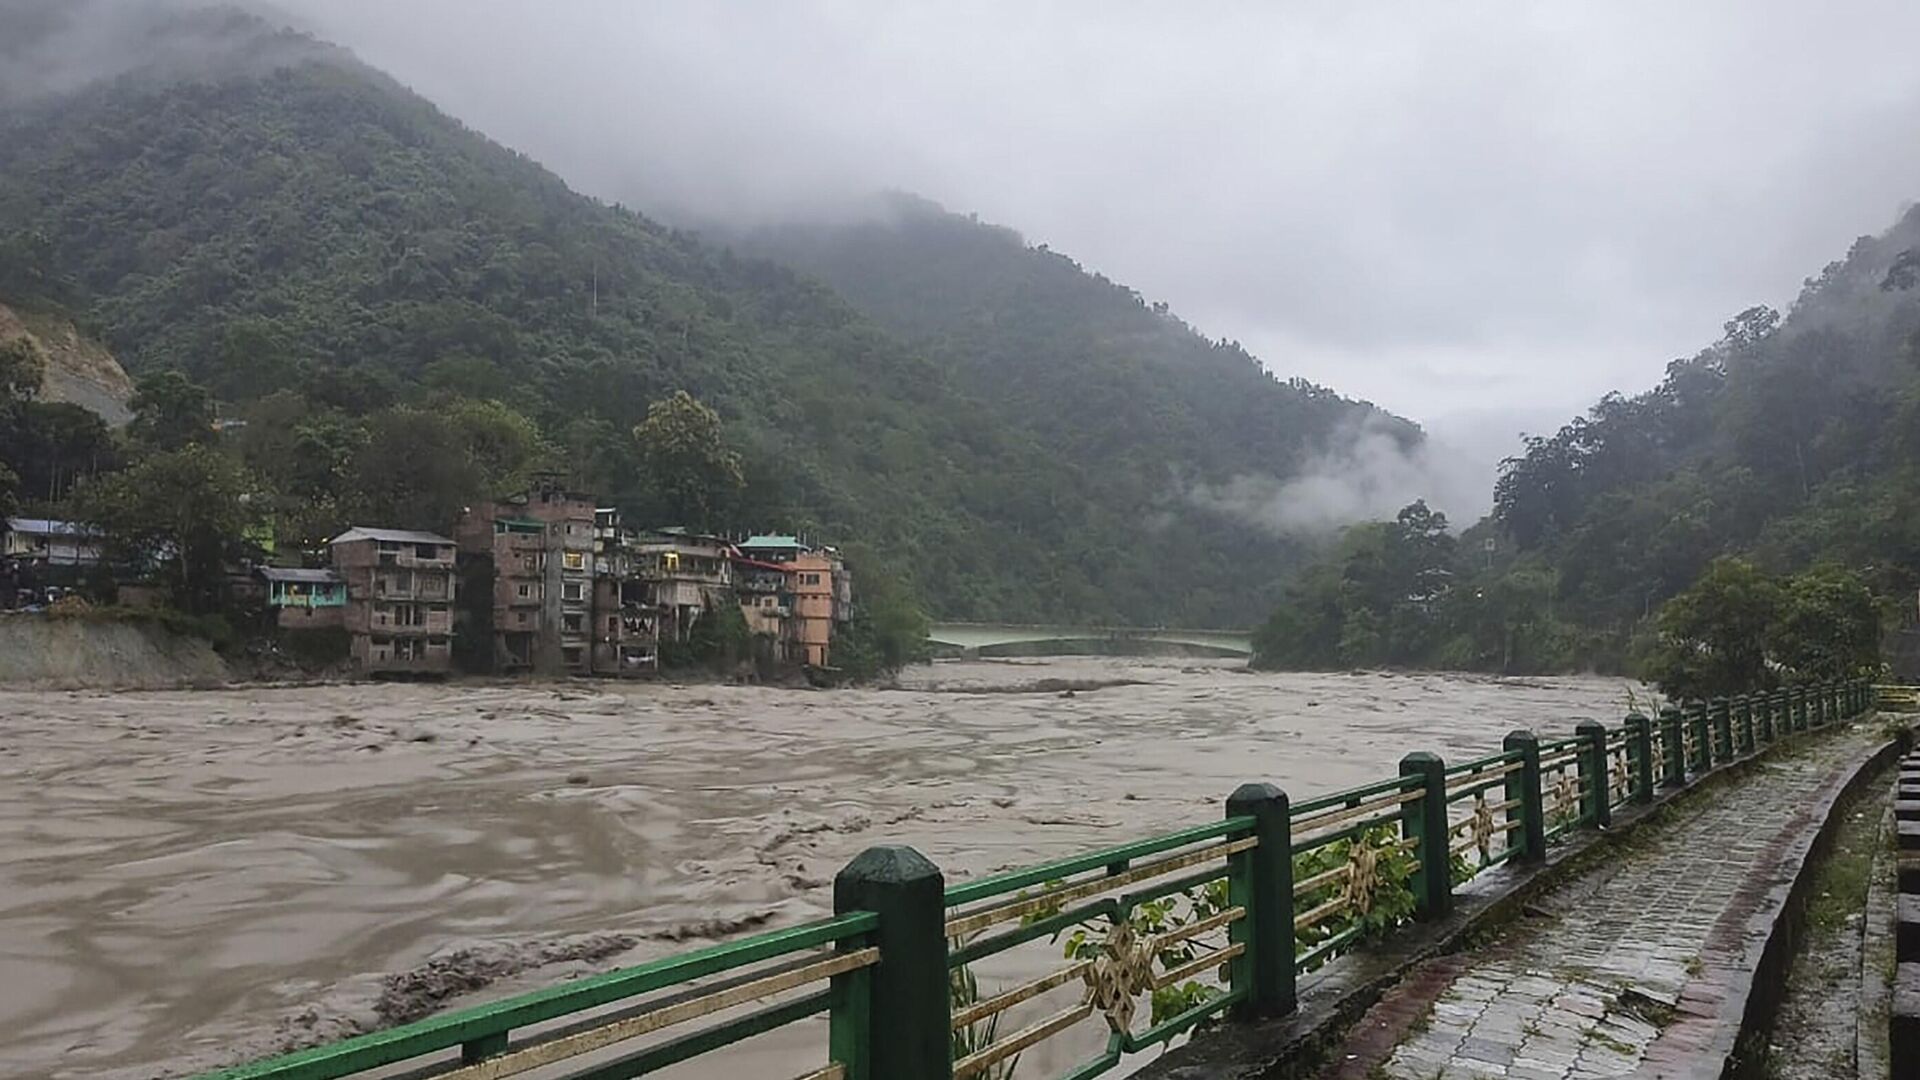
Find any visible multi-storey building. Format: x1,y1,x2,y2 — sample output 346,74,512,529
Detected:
590,507,661,676
735,535,851,668
730,552,794,661
329,527,458,675
632,528,734,643
454,480,597,676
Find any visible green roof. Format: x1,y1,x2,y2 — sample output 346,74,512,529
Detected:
740,534,803,549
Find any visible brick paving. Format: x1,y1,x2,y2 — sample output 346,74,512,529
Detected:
1361,723,1884,1080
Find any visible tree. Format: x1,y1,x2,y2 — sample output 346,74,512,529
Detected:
129,369,215,451
0,461,18,521
0,336,44,404
632,391,744,530
72,444,260,614
1251,502,1460,671
1767,564,1881,683
443,397,550,495
830,565,932,681
342,408,483,531
1643,558,1782,700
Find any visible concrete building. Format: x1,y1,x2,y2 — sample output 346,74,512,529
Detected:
633,528,734,643
734,535,851,668
731,553,794,662
329,527,457,675
258,567,346,629
3,518,102,567
454,481,597,676
590,507,661,677
787,550,848,668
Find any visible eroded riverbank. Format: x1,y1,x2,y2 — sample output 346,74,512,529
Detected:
0,658,1647,1077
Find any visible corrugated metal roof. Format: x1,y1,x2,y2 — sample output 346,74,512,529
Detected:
329,526,456,546
258,567,343,584
740,534,805,549
5,517,96,537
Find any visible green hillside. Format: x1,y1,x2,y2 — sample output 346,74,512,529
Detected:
1253,207,1920,674
0,4,1402,626
1492,211,1920,628
736,193,1403,485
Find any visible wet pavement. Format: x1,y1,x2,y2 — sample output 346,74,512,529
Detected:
1351,720,1886,1080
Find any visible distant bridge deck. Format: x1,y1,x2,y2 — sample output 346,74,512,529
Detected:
926,621,1253,656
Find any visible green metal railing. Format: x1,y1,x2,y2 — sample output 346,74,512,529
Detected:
198,678,1876,1080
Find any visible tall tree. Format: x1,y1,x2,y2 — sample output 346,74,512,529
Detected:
632,391,745,530
73,444,259,613
1642,558,1782,699
128,369,215,451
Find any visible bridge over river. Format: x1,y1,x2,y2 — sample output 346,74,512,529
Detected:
926,620,1254,657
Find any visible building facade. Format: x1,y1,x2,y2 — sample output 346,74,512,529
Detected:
633,528,734,643
735,535,852,668
454,482,597,676
590,508,661,676
329,527,458,675
3,518,101,567
258,567,346,629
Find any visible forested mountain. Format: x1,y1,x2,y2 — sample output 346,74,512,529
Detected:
731,195,1415,624
736,194,1403,487
1255,206,1920,674
1491,209,1920,631
0,3,1403,626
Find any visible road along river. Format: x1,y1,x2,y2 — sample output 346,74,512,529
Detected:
0,658,1649,1078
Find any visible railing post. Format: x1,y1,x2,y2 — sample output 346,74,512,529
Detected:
1575,721,1610,828
1711,696,1732,763
1776,688,1792,735
1505,729,1546,862
1757,689,1775,744
1399,753,1451,919
1736,694,1754,754
1828,681,1841,723
1794,686,1809,731
1226,782,1295,1018
1683,702,1705,773
833,846,950,1080
1659,706,1686,789
1626,711,1654,804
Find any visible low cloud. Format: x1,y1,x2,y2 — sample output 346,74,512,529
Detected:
1187,419,1491,536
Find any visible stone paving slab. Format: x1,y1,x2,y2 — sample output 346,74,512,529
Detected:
1355,724,1886,1080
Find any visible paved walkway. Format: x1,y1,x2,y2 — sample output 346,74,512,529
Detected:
1338,722,1885,1080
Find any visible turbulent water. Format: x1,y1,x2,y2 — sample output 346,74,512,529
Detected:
0,657,1648,1078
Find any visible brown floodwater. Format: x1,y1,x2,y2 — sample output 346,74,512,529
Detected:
0,658,1650,1078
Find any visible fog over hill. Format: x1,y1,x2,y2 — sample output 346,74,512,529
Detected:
277,0,1920,438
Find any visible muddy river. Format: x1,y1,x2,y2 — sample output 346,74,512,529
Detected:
0,658,1649,1078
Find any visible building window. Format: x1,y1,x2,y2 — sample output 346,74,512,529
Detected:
563,613,584,633
562,581,583,601
609,617,620,633
517,612,530,625
562,646,583,666
517,583,532,598
563,551,585,571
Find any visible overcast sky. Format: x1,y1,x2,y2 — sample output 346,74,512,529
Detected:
280,1,1920,442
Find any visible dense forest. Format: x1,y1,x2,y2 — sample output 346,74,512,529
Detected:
0,4,1400,628
1255,207,1920,679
